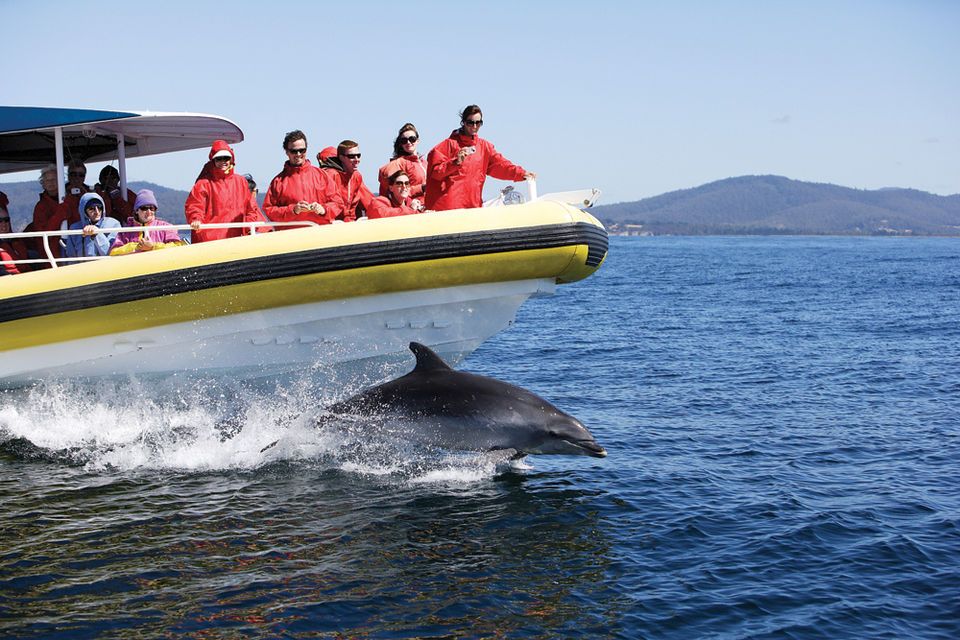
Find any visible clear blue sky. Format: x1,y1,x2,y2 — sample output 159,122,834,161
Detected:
2,0,957,203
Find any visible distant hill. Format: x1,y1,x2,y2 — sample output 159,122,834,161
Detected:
593,175,960,236
5,174,959,236
0,180,266,230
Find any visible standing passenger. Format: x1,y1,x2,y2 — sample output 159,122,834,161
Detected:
63,193,120,259
262,130,343,228
425,105,535,211
185,140,261,243
317,140,374,221
378,123,427,200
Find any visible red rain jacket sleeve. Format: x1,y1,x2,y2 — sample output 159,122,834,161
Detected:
367,195,420,219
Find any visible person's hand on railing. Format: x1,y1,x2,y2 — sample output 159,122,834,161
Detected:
190,220,201,231
82,224,100,237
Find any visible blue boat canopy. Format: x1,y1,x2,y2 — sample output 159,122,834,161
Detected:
0,106,244,176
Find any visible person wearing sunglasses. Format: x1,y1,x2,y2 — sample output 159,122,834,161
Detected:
367,170,426,219
378,123,427,202
262,130,344,229
425,104,535,212
109,189,186,255
62,192,121,260
316,140,375,221
185,140,262,243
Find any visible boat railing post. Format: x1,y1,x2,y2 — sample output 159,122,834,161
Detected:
526,176,538,202
41,233,58,268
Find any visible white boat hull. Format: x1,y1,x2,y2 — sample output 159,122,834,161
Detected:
0,278,556,389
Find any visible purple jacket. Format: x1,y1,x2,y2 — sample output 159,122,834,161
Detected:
110,217,184,252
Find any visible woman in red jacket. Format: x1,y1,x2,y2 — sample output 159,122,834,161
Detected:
378,123,427,200
186,140,261,243
424,105,535,211
367,170,425,219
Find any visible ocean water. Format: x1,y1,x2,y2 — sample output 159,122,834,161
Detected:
2,236,959,639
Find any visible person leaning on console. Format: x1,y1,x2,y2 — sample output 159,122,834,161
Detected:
378,123,427,201
262,130,344,229
109,189,186,255
367,170,425,219
185,140,261,243
317,140,375,221
425,104,535,211
63,193,120,260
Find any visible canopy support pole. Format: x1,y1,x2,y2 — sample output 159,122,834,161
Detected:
54,127,65,203
117,133,127,196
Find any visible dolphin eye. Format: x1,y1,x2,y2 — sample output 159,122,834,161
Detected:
548,430,559,438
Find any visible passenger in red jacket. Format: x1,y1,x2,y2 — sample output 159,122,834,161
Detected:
95,165,137,223
263,130,344,229
317,141,374,221
368,170,425,219
185,140,261,243
425,104,535,211
378,123,427,200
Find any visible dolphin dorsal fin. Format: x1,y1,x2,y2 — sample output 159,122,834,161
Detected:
409,342,453,372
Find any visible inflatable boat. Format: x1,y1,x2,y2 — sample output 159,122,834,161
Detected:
0,107,607,388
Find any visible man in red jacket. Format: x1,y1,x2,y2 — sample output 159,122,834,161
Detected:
425,104,535,211
317,140,374,221
186,140,261,243
263,130,343,229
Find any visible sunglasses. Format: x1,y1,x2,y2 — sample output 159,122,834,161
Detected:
393,181,411,187
287,147,308,155
137,205,158,212
85,204,104,212
0,217,10,222
69,171,86,177
213,156,232,163
344,153,361,159
401,136,418,144
463,119,483,126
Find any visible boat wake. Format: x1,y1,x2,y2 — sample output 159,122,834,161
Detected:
0,377,529,482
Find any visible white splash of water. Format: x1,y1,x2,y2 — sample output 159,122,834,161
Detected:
0,377,523,481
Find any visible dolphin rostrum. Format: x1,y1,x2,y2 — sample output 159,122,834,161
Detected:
321,342,607,458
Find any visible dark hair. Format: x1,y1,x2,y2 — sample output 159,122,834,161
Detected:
337,140,359,156
392,123,419,159
99,165,119,183
387,169,410,185
460,104,482,122
283,130,307,150
243,173,257,192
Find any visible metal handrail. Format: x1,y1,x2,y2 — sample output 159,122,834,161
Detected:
1,220,322,269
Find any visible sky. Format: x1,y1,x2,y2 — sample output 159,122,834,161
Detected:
1,0,958,204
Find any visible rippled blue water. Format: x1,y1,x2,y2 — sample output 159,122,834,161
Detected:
2,236,959,638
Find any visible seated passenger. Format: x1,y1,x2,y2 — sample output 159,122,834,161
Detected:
263,130,343,229
367,170,426,219
32,164,63,233
317,140,374,221
1,205,31,275
109,189,186,255
63,193,120,259
54,159,93,229
425,104,535,211
185,140,261,243
378,123,427,200
95,165,137,223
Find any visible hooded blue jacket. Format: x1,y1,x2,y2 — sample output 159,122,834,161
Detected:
64,193,121,258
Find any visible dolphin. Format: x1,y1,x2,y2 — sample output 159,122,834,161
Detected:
320,342,607,458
